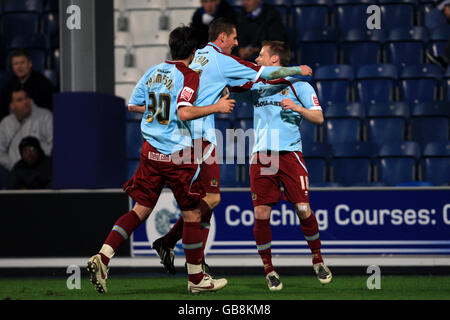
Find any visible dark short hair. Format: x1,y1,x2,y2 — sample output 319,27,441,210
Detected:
261,40,291,67
208,17,235,42
19,136,43,155
169,25,200,60
9,48,32,65
9,86,28,104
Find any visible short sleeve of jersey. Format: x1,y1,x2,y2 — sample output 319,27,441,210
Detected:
217,53,262,83
176,70,200,109
294,81,322,111
128,73,148,106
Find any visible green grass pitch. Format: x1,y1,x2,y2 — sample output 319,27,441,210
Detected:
1,274,450,300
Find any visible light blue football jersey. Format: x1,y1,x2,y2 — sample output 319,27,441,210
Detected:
232,77,322,153
128,61,200,155
189,42,305,145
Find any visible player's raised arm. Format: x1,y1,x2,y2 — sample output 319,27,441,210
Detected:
260,64,312,79
178,94,235,121
281,98,324,125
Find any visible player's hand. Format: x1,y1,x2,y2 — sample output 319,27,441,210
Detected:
299,65,312,77
216,93,235,114
281,99,301,113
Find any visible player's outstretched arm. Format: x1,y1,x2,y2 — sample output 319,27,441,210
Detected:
178,94,235,121
128,105,145,113
281,98,324,125
260,65,312,80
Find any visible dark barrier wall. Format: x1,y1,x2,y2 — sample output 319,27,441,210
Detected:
0,191,130,257
53,92,126,188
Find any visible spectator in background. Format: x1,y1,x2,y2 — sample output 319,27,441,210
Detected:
0,88,53,174
236,0,288,62
426,0,450,69
191,0,236,48
0,49,54,121
7,136,52,190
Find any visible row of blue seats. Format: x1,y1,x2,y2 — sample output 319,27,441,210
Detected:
125,140,450,187
301,140,449,186
231,0,448,32
313,64,448,105
221,115,449,147
293,26,449,69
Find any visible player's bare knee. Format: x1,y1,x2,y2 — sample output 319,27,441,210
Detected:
182,209,201,222
204,192,221,209
254,205,271,220
295,203,311,220
133,203,153,221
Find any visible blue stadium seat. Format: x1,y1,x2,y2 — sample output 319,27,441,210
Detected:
340,28,384,69
292,0,331,33
399,64,443,104
215,119,233,141
367,118,407,147
324,118,362,144
366,102,410,147
265,0,290,27
126,160,140,180
2,13,40,43
235,102,253,119
420,141,450,186
296,28,338,69
427,26,450,63
410,102,449,146
302,141,331,184
314,64,354,107
236,119,253,132
330,142,377,185
10,34,48,49
385,27,429,69
220,163,240,187
366,101,410,118
335,0,377,32
356,64,398,104
375,141,421,185
300,118,320,143
324,102,365,119
422,4,448,31
411,101,449,117
379,0,417,30
302,141,331,158
304,158,328,184
126,120,143,159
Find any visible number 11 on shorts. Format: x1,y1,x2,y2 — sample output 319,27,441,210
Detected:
300,175,309,190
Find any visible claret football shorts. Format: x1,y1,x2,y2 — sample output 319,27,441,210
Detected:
250,151,310,207
123,141,205,211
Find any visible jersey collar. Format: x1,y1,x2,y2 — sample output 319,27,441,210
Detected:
207,42,223,53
